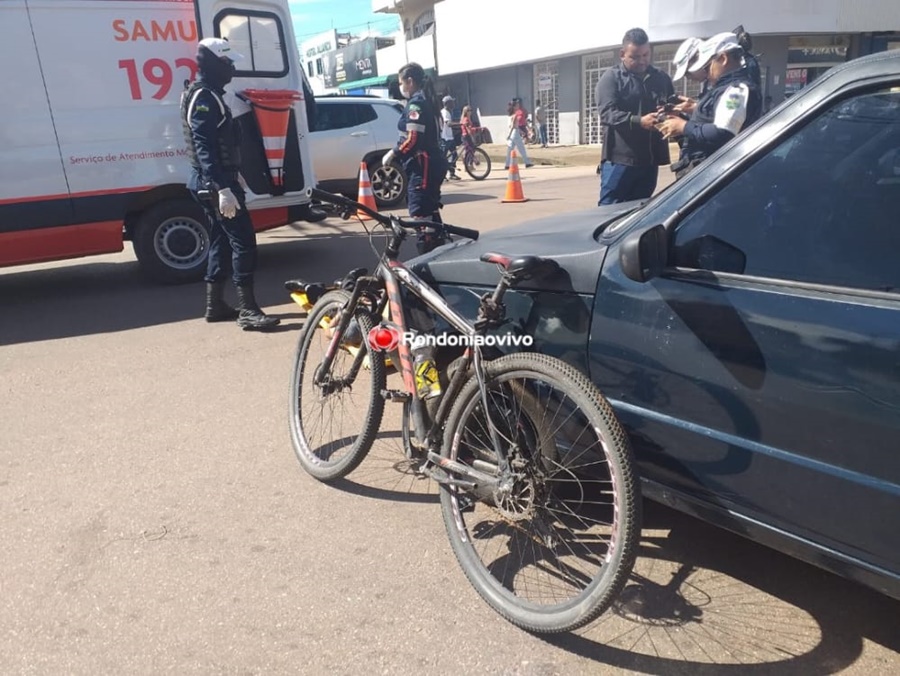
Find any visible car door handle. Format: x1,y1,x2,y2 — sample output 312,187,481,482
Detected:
350,131,369,137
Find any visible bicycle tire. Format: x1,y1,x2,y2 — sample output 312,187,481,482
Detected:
439,352,639,633
289,289,386,481
464,147,491,181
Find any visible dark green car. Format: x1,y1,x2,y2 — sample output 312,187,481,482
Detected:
413,50,900,601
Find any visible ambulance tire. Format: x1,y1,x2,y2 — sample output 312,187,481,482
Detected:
133,199,211,284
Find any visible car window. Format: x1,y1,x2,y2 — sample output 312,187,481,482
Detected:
313,103,358,132
356,104,377,124
673,87,900,293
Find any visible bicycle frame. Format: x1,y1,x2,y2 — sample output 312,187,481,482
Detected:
314,243,512,490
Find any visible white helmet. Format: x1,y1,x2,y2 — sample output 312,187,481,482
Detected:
198,37,244,62
672,37,702,81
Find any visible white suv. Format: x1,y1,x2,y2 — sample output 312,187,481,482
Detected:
309,96,407,208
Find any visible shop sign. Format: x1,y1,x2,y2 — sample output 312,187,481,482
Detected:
323,38,378,88
788,45,848,63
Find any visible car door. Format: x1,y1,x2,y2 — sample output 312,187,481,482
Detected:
590,84,900,577
309,102,377,182
195,0,314,198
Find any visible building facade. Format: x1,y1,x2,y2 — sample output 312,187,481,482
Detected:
374,0,900,146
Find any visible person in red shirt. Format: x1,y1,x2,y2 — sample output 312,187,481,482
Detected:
505,99,533,169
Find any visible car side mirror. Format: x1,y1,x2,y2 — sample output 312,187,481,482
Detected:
620,224,668,282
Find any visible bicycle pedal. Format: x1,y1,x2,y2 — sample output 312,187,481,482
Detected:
381,389,410,402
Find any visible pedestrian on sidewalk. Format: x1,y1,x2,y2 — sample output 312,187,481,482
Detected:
505,100,534,169
534,99,548,147
595,27,674,205
440,95,461,180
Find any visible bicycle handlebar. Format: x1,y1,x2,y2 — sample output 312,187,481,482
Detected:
310,188,479,242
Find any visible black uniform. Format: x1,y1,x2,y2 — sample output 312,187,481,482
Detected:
182,77,256,286
672,66,762,179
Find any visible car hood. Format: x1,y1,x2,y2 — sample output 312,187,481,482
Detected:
409,203,640,294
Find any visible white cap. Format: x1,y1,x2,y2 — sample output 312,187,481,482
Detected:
442,95,454,104
199,37,244,62
672,37,702,81
689,32,741,73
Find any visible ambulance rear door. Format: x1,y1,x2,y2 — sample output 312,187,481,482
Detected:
194,1,315,205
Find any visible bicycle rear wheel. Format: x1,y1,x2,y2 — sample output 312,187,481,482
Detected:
289,290,386,481
440,352,639,633
464,147,491,181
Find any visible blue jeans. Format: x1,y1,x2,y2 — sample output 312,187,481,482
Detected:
598,162,658,205
537,123,547,146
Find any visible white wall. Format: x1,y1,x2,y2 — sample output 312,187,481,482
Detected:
375,32,436,77
434,0,900,74
435,1,648,74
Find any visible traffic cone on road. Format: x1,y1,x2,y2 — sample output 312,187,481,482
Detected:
501,151,528,203
356,162,378,220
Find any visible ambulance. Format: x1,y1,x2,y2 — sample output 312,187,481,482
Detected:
1,0,316,283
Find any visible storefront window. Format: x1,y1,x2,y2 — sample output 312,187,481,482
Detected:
785,35,850,97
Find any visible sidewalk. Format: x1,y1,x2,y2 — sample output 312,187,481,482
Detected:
481,142,681,168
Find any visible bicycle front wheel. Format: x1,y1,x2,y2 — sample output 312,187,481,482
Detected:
289,290,386,481
464,147,491,181
440,353,639,633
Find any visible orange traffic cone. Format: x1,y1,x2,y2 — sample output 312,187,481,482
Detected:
356,162,378,220
501,150,528,203
240,89,301,190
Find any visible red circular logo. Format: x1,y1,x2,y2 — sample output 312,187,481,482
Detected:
367,324,401,352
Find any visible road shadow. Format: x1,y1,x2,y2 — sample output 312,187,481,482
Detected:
440,192,497,205
0,221,420,346
540,500,900,674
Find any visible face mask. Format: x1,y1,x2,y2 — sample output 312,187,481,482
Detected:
399,84,410,99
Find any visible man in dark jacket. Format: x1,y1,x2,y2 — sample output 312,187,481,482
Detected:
595,28,674,205
182,37,278,331
657,32,762,180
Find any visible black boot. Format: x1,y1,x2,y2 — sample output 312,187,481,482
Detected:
205,281,239,323
236,283,280,331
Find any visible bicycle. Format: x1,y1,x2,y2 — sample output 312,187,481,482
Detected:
285,188,639,633
445,135,492,181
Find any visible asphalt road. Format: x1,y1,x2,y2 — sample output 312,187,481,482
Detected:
2,166,898,675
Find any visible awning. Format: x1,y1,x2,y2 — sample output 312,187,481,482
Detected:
337,74,393,90
336,68,436,90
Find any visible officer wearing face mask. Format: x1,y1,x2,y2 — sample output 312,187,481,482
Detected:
657,32,762,180
381,62,447,254
182,37,279,331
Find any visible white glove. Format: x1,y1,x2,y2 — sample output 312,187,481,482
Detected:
382,150,396,167
218,187,240,219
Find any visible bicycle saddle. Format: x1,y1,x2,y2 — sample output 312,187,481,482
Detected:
480,252,559,280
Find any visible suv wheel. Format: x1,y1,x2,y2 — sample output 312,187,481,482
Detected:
369,161,406,208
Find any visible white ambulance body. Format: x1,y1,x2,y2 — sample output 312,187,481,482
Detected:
1,0,316,282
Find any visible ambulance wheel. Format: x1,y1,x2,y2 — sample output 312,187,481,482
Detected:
133,199,210,284
369,161,406,208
